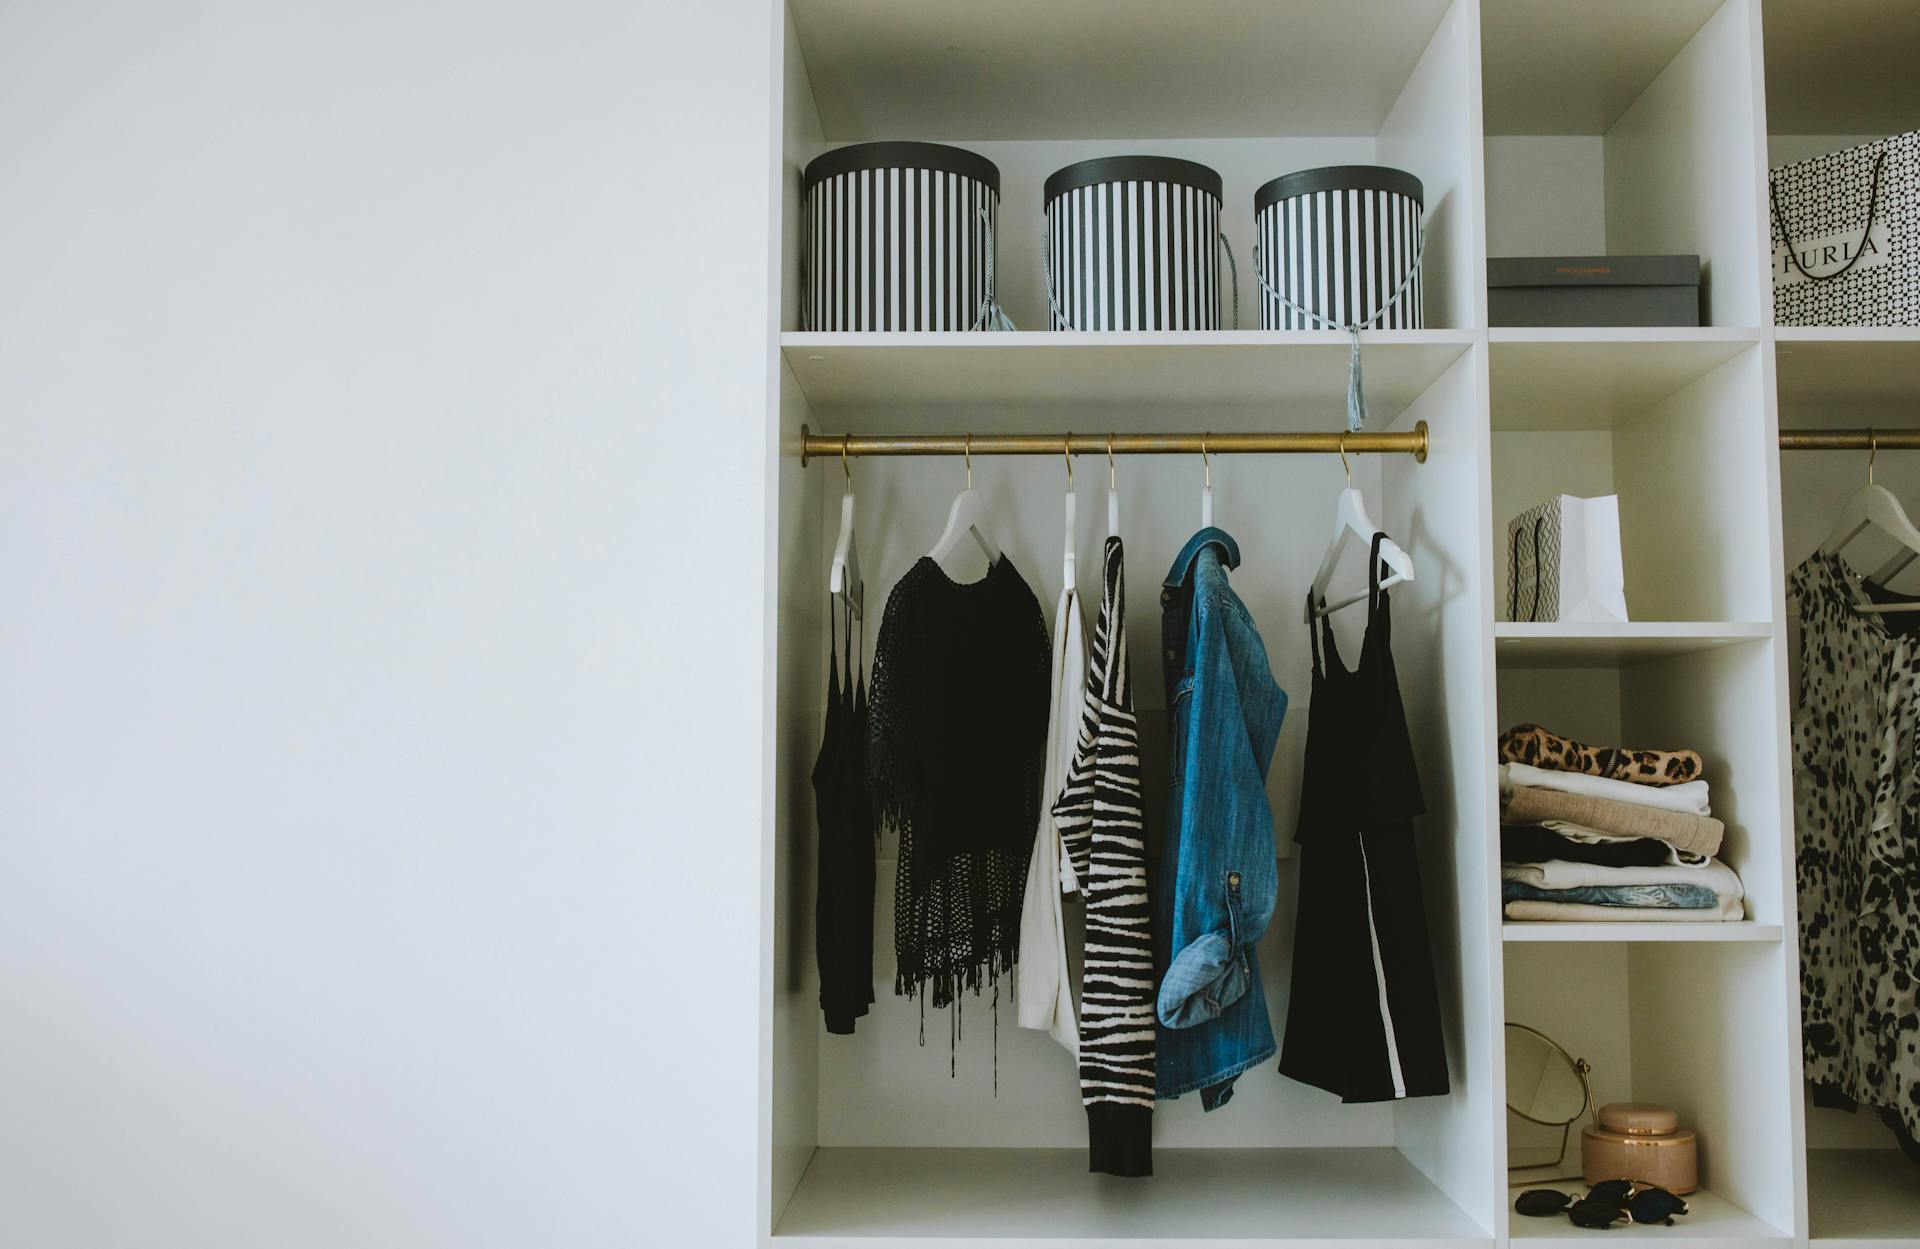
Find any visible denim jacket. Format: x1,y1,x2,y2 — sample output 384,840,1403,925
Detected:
1154,528,1288,1109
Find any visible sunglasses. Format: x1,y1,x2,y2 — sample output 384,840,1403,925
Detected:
1516,1180,1691,1229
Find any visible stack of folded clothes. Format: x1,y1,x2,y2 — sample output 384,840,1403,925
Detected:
1497,723,1744,922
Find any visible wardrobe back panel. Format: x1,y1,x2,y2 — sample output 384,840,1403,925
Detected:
1380,350,1503,1232
811,449,1422,1148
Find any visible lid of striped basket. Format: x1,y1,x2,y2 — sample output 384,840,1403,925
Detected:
803,142,1000,195
1255,164,1424,213
1043,155,1222,207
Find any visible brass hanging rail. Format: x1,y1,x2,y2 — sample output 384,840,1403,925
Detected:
1779,428,1920,451
799,421,1428,464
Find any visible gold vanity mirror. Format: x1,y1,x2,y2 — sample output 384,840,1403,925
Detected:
1506,1022,1593,1180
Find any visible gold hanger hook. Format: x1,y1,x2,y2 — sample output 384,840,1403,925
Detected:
1338,432,1352,485
1107,433,1117,490
964,433,973,489
1063,431,1073,488
1201,433,1211,490
841,433,852,481
1870,427,1878,485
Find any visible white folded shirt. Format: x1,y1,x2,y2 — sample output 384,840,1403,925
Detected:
1502,761,1710,816
1502,856,1743,900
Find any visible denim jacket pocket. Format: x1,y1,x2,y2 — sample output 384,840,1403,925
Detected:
1156,869,1252,1029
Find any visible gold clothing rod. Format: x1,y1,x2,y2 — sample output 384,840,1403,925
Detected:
1779,428,1920,451
800,421,1428,465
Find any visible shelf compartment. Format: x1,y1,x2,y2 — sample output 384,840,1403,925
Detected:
1511,1182,1788,1248
1480,0,1768,328
1491,344,1774,624
1808,1148,1920,1248
1503,943,1799,1243
1502,922,1783,943
783,331,1474,429
1493,623,1771,668
1490,332,1761,430
775,1147,1489,1246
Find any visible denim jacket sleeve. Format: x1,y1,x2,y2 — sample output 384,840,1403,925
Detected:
1157,587,1288,1030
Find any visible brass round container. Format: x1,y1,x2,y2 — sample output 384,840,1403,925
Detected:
1581,1105,1698,1194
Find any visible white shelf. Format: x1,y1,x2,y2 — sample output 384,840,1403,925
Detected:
782,331,1474,429
1481,0,1724,134
788,0,1454,140
1808,1148,1920,1248
1511,1183,1788,1248
1489,332,1761,430
775,1147,1490,1246
1493,623,1773,667
1503,923,1784,943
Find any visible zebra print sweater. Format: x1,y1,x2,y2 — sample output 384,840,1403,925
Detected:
1052,536,1154,1177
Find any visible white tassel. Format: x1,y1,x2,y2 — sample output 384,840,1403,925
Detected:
1347,325,1368,433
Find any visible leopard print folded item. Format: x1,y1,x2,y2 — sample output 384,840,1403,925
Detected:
1500,723,1703,787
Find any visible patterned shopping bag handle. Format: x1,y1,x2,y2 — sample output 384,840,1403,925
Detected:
1041,221,1239,332
1509,518,1545,623
1771,149,1887,284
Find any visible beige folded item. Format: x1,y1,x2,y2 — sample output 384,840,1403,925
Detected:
1502,785,1724,858
1504,896,1745,922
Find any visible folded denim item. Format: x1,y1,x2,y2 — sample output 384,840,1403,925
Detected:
1499,722,1704,787
1501,880,1721,909
1503,762,1710,815
1501,786,1724,858
1504,895,1744,922
1502,856,1742,899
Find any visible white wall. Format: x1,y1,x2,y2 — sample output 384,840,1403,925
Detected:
0,3,774,1247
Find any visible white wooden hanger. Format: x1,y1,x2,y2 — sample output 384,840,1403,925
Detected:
1199,434,1214,529
1820,431,1920,613
928,434,1001,573
829,436,863,620
1061,437,1077,589
1307,434,1415,620
1106,434,1120,539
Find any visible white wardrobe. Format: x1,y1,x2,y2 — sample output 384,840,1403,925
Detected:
758,2,1920,1246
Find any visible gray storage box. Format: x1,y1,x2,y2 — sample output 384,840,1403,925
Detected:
1488,255,1700,327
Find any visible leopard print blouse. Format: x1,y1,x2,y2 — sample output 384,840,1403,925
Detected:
1790,551,1920,1139
1498,722,1702,786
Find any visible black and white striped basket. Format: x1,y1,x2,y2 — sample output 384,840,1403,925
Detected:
1042,156,1234,331
1254,165,1425,330
802,142,1004,332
